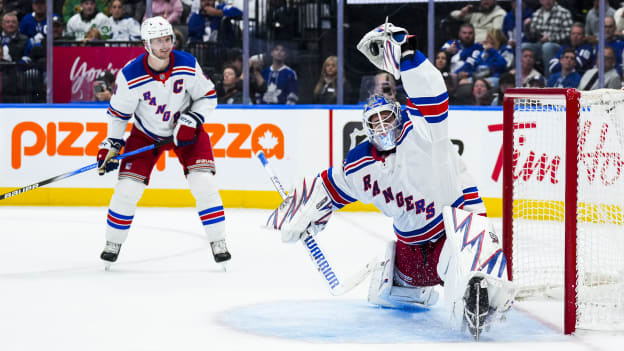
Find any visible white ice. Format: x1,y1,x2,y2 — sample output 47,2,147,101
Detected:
0,207,622,351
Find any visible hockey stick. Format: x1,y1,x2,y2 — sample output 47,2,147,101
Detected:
256,150,376,296
1,138,172,201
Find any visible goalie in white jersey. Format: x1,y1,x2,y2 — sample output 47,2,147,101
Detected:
266,23,516,339
96,16,231,267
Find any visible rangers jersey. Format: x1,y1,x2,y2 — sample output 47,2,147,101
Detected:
105,50,217,141
320,50,486,245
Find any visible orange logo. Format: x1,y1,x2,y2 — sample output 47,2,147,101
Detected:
11,121,284,170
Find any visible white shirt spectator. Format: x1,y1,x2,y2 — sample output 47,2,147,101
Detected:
110,16,140,41
66,12,112,40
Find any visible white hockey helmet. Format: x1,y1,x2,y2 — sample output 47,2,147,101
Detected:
141,16,175,58
362,94,403,151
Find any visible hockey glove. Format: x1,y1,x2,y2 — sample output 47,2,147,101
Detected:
266,176,334,243
96,138,125,176
356,22,410,80
173,112,201,147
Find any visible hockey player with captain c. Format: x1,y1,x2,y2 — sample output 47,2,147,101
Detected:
96,16,231,268
266,22,516,339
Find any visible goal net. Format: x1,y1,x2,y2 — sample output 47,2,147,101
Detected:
502,88,624,334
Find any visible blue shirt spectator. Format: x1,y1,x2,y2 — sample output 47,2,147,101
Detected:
547,48,581,88
19,0,57,45
502,3,532,45
441,23,483,77
258,44,298,105
548,23,594,75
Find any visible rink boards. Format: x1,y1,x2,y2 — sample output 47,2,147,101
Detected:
0,105,505,215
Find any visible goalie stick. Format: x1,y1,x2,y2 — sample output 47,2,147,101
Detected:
1,138,172,201
256,150,376,296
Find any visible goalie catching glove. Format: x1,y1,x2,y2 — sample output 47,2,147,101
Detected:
173,112,202,147
266,176,334,243
96,138,125,175
356,21,417,80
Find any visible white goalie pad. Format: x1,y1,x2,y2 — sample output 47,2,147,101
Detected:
437,207,517,328
266,176,334,243
368,241,439,308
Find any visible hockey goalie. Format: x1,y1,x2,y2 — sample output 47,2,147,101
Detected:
265,22,516,340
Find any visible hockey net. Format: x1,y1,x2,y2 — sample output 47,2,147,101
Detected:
502,88,624,334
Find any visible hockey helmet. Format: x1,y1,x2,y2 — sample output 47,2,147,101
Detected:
362,94,403,151
141,16,175,58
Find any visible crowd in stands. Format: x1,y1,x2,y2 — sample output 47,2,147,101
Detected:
2,0,624,104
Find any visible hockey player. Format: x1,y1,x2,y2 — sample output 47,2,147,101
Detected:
96,16,231,267
266,23,515,339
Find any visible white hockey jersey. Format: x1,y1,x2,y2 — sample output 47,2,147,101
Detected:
109,16,141,41
319,50,486,245
105,50,217,141
66,12,113,40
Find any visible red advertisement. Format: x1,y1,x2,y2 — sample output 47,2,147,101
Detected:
53,46,144,103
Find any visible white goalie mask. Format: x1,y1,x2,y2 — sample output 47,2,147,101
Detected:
141,16,175,61
363,94,403,151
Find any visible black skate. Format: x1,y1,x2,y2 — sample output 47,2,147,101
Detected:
463,276,489,341
100,241,122,265
210,239,231,264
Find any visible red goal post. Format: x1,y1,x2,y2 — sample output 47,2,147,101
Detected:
502,88,624,335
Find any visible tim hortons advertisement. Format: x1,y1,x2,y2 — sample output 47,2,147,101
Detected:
0,107,329,191
52,46,144,103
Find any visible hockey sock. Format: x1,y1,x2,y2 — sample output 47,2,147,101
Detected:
188,171,226,242
105,178,146,244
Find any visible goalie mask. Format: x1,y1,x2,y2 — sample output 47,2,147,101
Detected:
141,16,175,61
363,94,403,151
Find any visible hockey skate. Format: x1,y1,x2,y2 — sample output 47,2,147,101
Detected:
100,241,122,270
463,276,489,341
210,239,231,270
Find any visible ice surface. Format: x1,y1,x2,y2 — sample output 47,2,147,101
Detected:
0,207,622,351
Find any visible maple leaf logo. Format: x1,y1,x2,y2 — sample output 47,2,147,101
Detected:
258,130,279,152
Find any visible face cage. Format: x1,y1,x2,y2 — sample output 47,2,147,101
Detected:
364,106,401,151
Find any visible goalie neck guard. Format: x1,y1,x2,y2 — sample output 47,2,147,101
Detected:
141,16,175,62
363,94,403,152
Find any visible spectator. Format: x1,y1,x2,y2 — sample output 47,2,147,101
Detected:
1,11,31,63
578,46,622,90
82,26,101,43
187,0,241,43
548,23,595,76
258,43,298,105
246,53,267,103
374,71,407,105
485,28,514,70
441,23,484,81
491,72,515,105
585,0,615,44
216,64,242,104
313,55,351,104
28,15,67,66
144,0,183,24
450,0,506,43
19,0,55,45
604,16,624,75
509,48,542,86
473,28,511,88
546,48,581,88
93,70,113,101
435,50,457,98
469,77,494,105
1,11,32,102
109,0,140,41
502,1,532,48
523,0,573,76
62,0,108,24
66,0,112,40
173,28,184,50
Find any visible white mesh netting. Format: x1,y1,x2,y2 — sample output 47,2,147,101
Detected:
510,89,624,331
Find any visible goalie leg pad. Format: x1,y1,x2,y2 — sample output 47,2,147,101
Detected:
368,241,439,308
438,206,517,329
105,178,146,244
188,170,226,242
